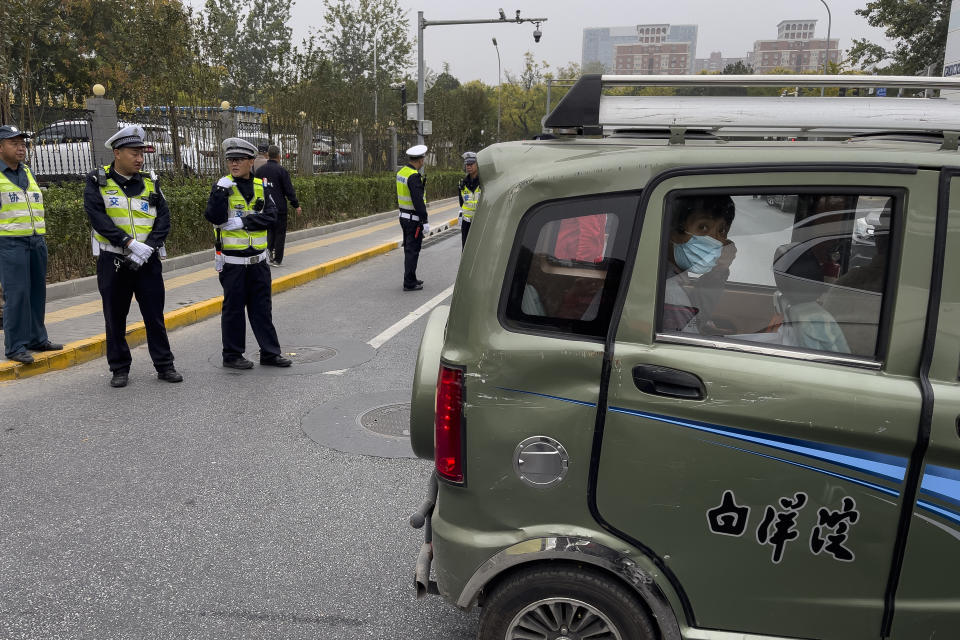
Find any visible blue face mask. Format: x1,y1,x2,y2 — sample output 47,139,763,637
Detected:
673,234,724,274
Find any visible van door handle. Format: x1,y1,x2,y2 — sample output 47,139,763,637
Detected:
632,365,706,400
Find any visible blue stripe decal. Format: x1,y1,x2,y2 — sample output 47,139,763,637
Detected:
917,500,960,527
608,406,908,484
696,434,901,497
496,387,597,408
920,467,960,509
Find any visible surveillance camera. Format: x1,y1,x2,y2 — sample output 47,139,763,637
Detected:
533,27,542,43
498,8,506,20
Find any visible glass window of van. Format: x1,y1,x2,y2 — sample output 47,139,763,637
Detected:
501,194,639,339
657,191,896,360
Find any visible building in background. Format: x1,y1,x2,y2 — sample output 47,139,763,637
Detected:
615,42,692,75
944,0,960,100
583,24,699,74
694,51,747,74
750,19,839,73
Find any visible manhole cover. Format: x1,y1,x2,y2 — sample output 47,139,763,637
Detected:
285,346,337,364
360,403,411,437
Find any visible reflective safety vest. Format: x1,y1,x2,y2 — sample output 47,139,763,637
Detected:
460,183,481,221
0,165,45,236
94,167,157,247
396,165,426,214
218,176,268,251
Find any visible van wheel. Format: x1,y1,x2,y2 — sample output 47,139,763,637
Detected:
478,565,656,640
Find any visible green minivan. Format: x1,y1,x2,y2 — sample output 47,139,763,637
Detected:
408,75,960,640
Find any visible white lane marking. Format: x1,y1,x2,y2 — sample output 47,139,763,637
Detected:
368,284,455,350
323,369,348,376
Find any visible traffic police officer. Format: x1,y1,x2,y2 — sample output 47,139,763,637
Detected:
204,137,290,369
0,124,61,364
397,144,429,291
84,125,182,387
458,151,480,248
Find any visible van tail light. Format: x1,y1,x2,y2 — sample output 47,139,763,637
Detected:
435,365,465,483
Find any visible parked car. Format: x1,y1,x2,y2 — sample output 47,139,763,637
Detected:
28,120,195,178
407,74,960,640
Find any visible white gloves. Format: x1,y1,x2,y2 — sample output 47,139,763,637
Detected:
127,239,154,260
129,253,146,267
422,223,432,235
217,177,235,189
221,217,244,231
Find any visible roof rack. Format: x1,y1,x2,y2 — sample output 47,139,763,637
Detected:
543,74,960,141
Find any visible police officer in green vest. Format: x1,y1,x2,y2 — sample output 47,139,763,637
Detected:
0,124,61,364
84,125,182,387
204,137,290,369
397,144,430,291
458,151,481,248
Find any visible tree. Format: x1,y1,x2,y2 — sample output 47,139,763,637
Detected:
501,52,550,140
849,0,951,74
196,0,296,105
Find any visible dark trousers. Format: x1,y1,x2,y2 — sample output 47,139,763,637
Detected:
0,235,49,358
96,252,174,374
461,219,471,248
400,218,423,288
267,209,288,263
219,260,281,360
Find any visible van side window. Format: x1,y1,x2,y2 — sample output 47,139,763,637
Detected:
501,194,638,339
657,191,896,360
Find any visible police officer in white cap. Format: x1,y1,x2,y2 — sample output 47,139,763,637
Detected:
396,144,429,291
84,125,182,387
204,137,290,369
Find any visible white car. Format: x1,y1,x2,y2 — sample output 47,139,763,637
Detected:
28,121,190,178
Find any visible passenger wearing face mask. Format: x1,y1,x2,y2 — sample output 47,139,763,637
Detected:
662,195,736,333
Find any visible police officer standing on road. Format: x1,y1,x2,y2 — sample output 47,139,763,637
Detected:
204,137,291,370
84,125,182,388
397,144,430,291
0,124,62,364
458,151,480,248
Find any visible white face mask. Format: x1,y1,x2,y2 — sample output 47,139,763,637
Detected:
673,234,724,274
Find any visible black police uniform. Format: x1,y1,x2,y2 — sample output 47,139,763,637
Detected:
254,159,299,265
203,174,282,363
83,165,175,376
400,164,427,289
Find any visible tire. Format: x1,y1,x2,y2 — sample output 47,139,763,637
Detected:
478,565,656,640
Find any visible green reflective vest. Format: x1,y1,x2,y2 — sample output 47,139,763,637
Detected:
396,165,426,213
460,183,481,221
0,165,45,236
94,166,157,247
218,176,268,251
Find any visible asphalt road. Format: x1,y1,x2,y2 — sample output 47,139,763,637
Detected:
0,231,477,639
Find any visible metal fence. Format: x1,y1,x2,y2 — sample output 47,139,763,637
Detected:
4,97,422,183
2,104,95,181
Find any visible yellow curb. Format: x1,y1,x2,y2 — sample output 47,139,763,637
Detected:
0,220,465,382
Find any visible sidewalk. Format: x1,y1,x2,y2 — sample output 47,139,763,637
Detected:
0,198,460,382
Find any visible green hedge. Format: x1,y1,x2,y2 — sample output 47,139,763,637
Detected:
42,171,462,282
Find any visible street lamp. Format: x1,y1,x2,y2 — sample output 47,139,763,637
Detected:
818,0,832,96
415,9,548,145
373,23,381,124
492,38,501,142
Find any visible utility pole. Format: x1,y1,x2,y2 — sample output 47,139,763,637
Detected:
416,9,548,146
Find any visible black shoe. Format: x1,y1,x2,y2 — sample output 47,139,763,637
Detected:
403,283,423,291
416,279,424,285
260,354,292,367
223,357,254,370
157,368,184,383
9,351,34,364
110,372,129,388
31,340,63,351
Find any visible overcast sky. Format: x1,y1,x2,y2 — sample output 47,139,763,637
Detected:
281,0,893,84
